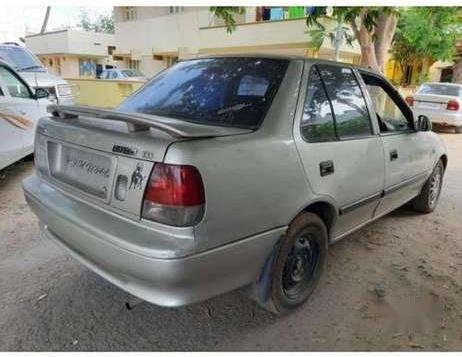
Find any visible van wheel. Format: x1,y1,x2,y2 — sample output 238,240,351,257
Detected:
455,126,462,134
411,160,444,213
262,212,328,314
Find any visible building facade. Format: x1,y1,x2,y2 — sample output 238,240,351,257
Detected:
25,29,119,78
113,6,362,78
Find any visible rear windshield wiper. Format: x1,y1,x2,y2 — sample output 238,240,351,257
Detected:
217,103,251,115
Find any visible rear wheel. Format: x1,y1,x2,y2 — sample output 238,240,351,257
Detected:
411,160,444,213
261,212,328,314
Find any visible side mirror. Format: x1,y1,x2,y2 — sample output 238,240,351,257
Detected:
417,115,432,132
34,87,49,100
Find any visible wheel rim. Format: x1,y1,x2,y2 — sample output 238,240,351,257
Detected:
282,233,320,300
429,165,442,207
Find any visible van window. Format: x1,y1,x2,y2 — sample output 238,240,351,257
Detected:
0,66,31,99
301,67,336,142
118,58,289,129
317,65,372,139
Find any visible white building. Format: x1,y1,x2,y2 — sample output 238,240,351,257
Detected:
25,29,119,78
113,6,362,77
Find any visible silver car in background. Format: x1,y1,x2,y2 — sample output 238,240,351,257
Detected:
23,56,447,314
0,43,74,105
100,68,147,81
406,82,462,132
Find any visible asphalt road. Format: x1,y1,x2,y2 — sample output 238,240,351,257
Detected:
0,134,461,351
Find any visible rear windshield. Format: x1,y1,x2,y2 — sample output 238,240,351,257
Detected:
118,57,289,129
418,84,462,97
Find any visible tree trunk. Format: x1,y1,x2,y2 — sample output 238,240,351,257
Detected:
454,57,462,84
40,6,51,34
374,12,398,73
349,9,380,72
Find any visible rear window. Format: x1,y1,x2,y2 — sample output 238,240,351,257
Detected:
118,58,289,129
418,84,462,97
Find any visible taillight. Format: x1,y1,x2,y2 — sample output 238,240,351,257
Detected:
446,100,460,111
405,96,414,107
142,163,205,226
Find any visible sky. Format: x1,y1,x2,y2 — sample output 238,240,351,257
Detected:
0,5,112,42
23,5,113,33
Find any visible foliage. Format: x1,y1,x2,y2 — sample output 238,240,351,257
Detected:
78,9,114,34
209,7,245,34
392,7,462,67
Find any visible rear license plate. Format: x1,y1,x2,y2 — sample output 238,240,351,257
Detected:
48,142,113,198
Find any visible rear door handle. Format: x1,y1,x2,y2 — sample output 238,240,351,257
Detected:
390,150,398,161
320,160,334,176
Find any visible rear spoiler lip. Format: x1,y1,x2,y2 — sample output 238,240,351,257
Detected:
47,105,254,138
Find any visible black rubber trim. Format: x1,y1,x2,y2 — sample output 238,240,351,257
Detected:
339,191,383,215
383,172,428,195
339,171,428,215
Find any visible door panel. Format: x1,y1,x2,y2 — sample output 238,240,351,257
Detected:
0,65,49,155
0,96,25,170
359,71,432,215
13,97,48,153
294,63,385,238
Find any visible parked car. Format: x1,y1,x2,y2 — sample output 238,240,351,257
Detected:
23,56,447,314
0,42,74,105
0,60,51,170
100,68,147,81
406,82,462,132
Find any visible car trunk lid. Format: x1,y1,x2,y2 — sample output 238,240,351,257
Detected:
35,105,252,218
412,93,458,111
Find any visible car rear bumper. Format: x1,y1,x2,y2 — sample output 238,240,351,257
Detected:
23,174,284,307
414,109,462,126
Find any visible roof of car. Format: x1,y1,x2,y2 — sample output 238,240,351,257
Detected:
181,54,382,75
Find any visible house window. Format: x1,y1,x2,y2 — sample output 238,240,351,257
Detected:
79,58,96,77
124,7,137,21
169,6,184,14
107,46,116,56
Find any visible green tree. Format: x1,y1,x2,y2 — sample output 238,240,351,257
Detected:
391,7,462,84
78,9,114,34
210,6,399,72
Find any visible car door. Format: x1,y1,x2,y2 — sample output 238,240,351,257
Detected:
294,62,385,239
0,84,25,170
359,71,432,215
0,65,47,155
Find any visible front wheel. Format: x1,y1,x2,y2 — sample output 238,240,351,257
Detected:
261,212,328,314
455,126,462,134
411,160,444,213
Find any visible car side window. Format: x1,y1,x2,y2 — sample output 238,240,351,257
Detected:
361,72,413,133
111,71,118,79
0,66,31,99
316,64,372,139
301,66,336,142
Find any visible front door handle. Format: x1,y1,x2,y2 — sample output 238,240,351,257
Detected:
320,160,334,176
390,150,398,161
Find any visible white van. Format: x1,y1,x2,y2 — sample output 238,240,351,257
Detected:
0,43,74,105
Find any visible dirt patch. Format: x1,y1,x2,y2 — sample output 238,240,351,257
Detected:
0,136,461,351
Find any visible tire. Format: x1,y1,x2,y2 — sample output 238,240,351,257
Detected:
411,160,444,213
455,126,462,134
260,212,328,314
